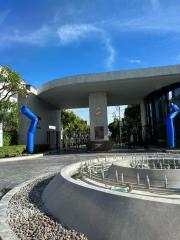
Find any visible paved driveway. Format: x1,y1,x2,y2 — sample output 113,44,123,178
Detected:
0,153,108,190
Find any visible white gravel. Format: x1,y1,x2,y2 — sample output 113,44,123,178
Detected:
7,175,88,240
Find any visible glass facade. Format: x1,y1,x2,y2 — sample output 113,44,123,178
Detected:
145,83,180,147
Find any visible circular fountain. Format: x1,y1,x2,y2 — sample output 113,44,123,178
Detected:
107,153,180,189
42,153,180,240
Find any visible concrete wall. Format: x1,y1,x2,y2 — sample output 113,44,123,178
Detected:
42,162,180,240
18,92,60,148
89,92,108,141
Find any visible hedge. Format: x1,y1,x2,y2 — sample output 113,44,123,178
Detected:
3,131,18,146
0,145,26,158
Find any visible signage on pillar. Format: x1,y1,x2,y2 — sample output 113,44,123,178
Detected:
95,126,104,140
95,107,102,116
49,125,56,130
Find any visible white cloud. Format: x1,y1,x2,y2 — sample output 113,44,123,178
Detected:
109,6,180,34
104,37,115,69
0,25,51,46
116,16,177,33
129,59,142,64
57,23,116,69
0,21,116,69
0,10,10,25
57,24,100,45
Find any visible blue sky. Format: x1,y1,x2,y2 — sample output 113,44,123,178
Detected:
1,0,180,122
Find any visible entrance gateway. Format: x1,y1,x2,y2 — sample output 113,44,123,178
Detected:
18,64,180,148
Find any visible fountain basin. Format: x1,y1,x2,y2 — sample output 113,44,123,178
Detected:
42,157,180,240
107,159,180,188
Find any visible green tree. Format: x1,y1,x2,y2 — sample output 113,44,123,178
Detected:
61,109,89,148
108,105,142,145
0,66,26,104
108,118,121,142
0,66,27,145
122,104,142,144
123,104,141,129
0,102,18,130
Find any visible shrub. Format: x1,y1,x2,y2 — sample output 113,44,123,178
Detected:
3,132,11,146
3,131,18,146
0,145,26,158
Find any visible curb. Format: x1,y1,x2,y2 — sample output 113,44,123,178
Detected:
0,153,44,163
0,149,60,163
0,173,53,240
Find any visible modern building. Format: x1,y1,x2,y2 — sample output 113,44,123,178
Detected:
18,64,180,149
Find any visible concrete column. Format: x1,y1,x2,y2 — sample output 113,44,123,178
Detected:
140,101,146,141
89,92,108,141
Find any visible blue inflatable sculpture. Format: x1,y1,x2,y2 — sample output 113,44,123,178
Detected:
21,106,38,153
166,103,180,148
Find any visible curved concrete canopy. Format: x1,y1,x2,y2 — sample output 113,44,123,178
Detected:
38,64,180,109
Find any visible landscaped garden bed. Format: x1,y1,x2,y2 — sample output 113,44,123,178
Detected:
0,145,26,158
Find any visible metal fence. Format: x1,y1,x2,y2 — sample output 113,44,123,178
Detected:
62,129,90,150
